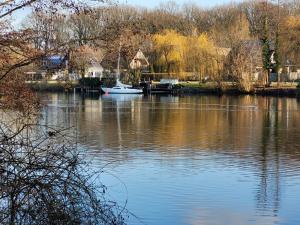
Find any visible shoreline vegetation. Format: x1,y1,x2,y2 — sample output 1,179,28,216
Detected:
26,80,300,97
173,82,299,97
1,0,300,224
0,1,127,224
14,0,300,97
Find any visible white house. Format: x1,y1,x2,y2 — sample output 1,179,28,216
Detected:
85,62,104,78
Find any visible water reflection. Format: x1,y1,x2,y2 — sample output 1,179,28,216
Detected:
256,98,280,215
102,94,143,149
41,93,300,225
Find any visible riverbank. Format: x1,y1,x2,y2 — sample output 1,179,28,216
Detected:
254,87,297,97
26,80,300,97
174,82,299,97
26,80,79,92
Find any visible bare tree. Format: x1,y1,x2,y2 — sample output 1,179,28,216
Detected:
225,40,263,92
24,12,69,52
1,1,127,225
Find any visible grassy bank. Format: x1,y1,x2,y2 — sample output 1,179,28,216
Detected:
173,82,236,94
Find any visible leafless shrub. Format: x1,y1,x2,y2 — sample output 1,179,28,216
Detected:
0,110,126,225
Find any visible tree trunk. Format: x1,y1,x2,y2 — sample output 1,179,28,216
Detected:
9,192,16,225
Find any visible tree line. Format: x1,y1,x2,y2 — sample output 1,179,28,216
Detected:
13,0,299,89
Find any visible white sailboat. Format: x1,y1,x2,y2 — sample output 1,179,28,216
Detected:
101,80,143,94
101,43,143,94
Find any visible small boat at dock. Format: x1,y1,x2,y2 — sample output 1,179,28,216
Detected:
101,42,143,95
101,80,143,94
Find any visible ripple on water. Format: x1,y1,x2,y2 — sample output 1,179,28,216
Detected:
40,93,300,225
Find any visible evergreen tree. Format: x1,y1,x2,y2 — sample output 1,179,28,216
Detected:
261,14,271,85
274,31,281,83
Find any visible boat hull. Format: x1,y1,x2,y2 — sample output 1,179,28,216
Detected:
101,87,143,94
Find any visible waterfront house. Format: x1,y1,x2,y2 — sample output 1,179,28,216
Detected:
42,55,69,75
24,55,68,81
85,62,104,78
41,55,69,80
130,49,149,70
284,60,300,81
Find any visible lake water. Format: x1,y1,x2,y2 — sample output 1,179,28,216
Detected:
41,93,300,225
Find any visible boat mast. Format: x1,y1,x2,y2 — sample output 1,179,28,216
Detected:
117,42,122,80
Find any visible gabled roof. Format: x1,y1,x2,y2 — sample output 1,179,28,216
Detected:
42,55,67,70
130,50,149,70
214,47,231,57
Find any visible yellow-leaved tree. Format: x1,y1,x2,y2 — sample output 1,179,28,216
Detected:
153,29,223,81
153,30,185,76
280,16,300,66
184,33,216,80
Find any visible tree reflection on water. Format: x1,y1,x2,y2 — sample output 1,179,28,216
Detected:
42,93,300,225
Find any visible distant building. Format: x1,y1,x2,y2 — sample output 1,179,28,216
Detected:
282,60,300,81
41,55,68,72
130,50,149,70
85,62,104,78
40,55,69,80
25,55,68,81
214,47,231,57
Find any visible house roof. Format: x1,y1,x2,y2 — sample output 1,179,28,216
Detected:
130,50,149,70
41,55,67,71
89,61,103,68
214,47,231,57
47,55,65,66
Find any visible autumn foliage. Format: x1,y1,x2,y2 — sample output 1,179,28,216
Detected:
152,30,225,81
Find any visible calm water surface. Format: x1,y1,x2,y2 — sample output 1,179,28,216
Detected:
41,93,300,225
